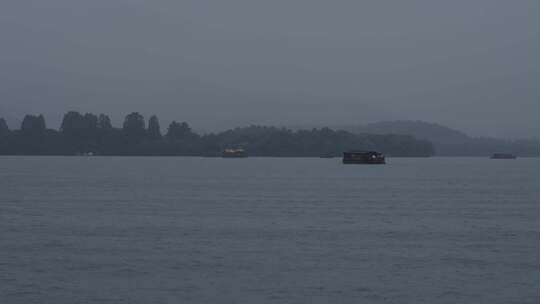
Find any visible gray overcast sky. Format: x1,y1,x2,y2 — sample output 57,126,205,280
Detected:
1,0,539,137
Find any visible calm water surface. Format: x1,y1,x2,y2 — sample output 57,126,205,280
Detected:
1,156,539,303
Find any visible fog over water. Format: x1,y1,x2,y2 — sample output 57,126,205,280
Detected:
1,0,539,137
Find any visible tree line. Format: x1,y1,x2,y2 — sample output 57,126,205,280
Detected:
0,112,435,157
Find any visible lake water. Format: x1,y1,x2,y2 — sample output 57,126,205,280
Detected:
1,156,539,303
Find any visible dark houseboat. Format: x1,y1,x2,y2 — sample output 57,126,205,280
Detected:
222,148,248,158
343,151,385,164
490,153,517,159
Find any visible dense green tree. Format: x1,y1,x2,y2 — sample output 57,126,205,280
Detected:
60,111,99,153
83,113,98,132
60,111,84,133
166,121,194,140
147,115,162,140
21,115,46,137
99,128,125,155
14,114,48,154
123,112,146,142
0,118,9,137
98,114,112,130
0,118,9,155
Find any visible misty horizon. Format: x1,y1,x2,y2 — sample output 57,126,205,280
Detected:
1,0,539,138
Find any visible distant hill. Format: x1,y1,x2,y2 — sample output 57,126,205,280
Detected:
346,120,540,156
356,121,469,144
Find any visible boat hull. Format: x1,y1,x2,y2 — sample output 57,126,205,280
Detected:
342,159,386,164
342,151,386,164
490,153,516,159
222,149,248,158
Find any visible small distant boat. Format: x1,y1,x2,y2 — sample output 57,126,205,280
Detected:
343,151,385,164
76,152,94,157
490,153,516,159
222,148,248,158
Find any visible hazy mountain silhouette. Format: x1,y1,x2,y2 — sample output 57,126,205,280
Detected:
346,120,540,156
